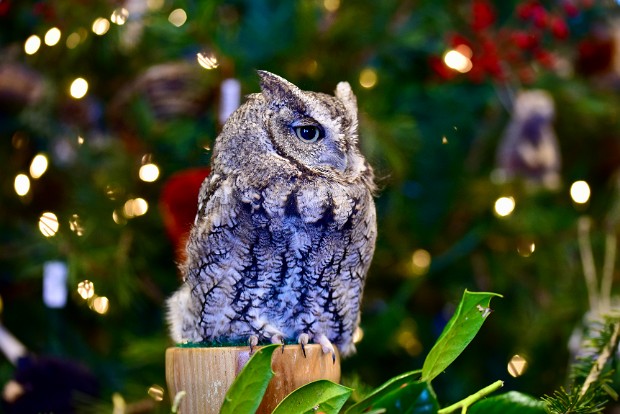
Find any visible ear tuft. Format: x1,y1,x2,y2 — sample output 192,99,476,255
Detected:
257,70,302,103
335,81,358,125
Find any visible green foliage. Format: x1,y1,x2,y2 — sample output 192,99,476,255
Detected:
220,344,279,414
345,370,422,414
272,380,352,414
468,391,547,414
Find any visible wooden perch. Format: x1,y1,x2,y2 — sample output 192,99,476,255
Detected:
166,344,341,414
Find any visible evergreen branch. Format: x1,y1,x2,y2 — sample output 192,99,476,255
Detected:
577,217,599,314
437,380,504,414
600,231,616,313
580,321,620,398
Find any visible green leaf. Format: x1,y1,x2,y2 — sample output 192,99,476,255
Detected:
421,290,502,382
468,391,547,413
219,344,279,414
358,380,439,414
345,370,422,414
271,380,352,414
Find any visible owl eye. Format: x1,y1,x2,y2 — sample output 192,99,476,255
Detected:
293,125,325,143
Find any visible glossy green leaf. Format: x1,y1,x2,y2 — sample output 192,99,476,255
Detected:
360,380,439,414
468,391,547,414
345,370,422,414
271,379,352,414
219,344,279,414
422,290,502,382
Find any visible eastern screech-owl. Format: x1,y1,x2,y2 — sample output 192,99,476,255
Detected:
167,71,376,357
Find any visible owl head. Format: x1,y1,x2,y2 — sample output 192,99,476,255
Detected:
249,70,366,178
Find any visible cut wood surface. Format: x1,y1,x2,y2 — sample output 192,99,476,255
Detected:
166,344,341,414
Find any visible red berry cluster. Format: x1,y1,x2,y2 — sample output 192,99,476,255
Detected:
431,0,593,84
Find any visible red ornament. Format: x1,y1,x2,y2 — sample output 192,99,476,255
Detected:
550,16,569,39
159,167,211,263
471,0,496,32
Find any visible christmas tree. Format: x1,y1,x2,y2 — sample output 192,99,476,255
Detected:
1,0,620,412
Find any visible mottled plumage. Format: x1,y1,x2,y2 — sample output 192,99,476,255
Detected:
167,71,376,357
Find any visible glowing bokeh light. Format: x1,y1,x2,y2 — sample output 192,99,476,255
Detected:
44,27,61,46
77,280,95,300
352,327,364,344
14,174,30,197
123,198,149,218
24,35,41,55
39,212,59,237
66,32,81,49
30,153,49,179
359,68,377,89
69,214,84,236
70,77,89,99
111,8,129,25
444,46,473,73
139,163,160,182
92,296,109,314
517,241,536,257
147,0,164,10
570,180,591,204
92,18,111,35
507,354,528,377
494,196,515,217
324,0,340,12
411,249,431,276
168,9,187,27
197,52,219,70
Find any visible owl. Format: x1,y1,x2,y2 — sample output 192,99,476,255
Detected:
166,71,376,358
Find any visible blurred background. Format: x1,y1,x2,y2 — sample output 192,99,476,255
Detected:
1,0,620,412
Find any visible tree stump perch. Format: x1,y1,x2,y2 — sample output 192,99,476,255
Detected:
165,344,341,414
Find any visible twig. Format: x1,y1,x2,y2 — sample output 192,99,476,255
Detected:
600,231,617,313
578,217,600,315
437,380,504,414
579,321,620,398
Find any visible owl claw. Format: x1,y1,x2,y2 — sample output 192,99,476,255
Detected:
317,334,336,365
271,334,285,352
297,333,310,358
248,335,259,354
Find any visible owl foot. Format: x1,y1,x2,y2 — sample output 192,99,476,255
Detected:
271,334,285,353
317,334,336,364
297,333,310,358
248,335,259,355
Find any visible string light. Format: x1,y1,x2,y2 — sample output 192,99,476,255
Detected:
517,241,536,257
14,174,30,197
111,8,129,25
92,296,109,314
411,249,431,276
168,9,187,27
77,280,95,300
92,18,110,35
507,354,528,377
147,385,165,401
324,0,340,12
24,35,41,55
444,45,473,73
66,32,81,49
44,27,61,46
352,327,364,344
39,212,59,237
123,198,148,218
197,52,219,70
70,77,89,99
29,153,49,179
359,68,377,89
570,180,590,204
112,209,127,225
69,214,85,236
147,0,164,11
139,163,160,182
494,196,515,217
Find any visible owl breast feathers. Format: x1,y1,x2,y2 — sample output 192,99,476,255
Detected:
167,71,377,357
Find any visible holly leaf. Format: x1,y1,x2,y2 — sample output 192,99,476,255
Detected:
468,391,547,413
345,370,422,414
421,290,502,382
271,380,352,414
219,344,279,414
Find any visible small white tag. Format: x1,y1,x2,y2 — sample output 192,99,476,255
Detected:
43,261,68,309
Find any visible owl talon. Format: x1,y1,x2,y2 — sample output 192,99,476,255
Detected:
317,334,336,364
248,335,259,355
298,333,310,358
271,334,285,352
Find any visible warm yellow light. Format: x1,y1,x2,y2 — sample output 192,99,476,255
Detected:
324,0,340,12
29,153,49,179
70,77,89,99
507,354,528,377
44,27,61,46
147,385,165,401
197,52,219,70
352,327,364,344
570,180,591,204
411,249,431,276
39,212,59,237
69,214,84,236
66,32,81,49
92,296,109,314
444,46,473,73
77,280,95,300
77,135,85,145
494,196,515,217
168,9,187,27
147,0,164,10
24,35,41,55
123,198,149,218
92,18,111,35
139,163,160,182
14,174,30,196
359,68,377,89
517,241,536,257
111,8,129,25
112,209,127,225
